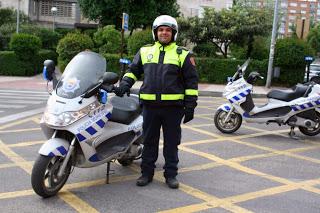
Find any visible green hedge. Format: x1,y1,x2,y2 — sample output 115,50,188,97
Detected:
0,50,57,76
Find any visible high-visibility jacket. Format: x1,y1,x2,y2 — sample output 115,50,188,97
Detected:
121,41,198,108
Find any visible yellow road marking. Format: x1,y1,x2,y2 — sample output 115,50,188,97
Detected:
0,115,39,130
183,125,320,164
7,140,44,148
0,140,98,213
0,189,34,200
189,123,212,128
31,117,41,124
58,191,99,213
0,128,41,134
128,164,251,213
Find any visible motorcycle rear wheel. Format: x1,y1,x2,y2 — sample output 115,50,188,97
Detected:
214,109,242,134
298,112,320,136
31,155,71,198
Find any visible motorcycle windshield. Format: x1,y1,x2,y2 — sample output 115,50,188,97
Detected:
56,51,106,99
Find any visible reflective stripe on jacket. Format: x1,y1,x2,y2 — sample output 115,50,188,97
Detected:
122,41,198,108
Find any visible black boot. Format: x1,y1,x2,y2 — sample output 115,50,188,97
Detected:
165,177,179,189
136,176,153,186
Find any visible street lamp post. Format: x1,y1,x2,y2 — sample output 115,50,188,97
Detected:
266,0,279,88
16,0,21,33
51,7,57,31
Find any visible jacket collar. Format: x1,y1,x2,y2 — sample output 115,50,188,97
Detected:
154,41,176,51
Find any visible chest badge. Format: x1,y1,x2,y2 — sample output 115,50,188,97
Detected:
147,54,153,62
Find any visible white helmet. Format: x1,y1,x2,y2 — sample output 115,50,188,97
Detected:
152,15,178,42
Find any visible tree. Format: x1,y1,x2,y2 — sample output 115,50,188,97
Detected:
307,25,320,54
0,8,29,27
186,6,272,58
78,0,179,33
93,25,121,54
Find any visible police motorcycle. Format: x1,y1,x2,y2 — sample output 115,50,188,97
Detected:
214,59,320,138
31,51,143,198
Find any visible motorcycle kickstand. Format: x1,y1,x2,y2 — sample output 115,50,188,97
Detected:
288,126,300,140
106,161,115,184
106,162,111,184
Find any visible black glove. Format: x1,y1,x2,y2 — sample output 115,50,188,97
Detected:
114,85,130,97
183,108,194,124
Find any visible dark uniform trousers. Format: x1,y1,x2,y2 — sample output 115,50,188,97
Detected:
141,105,184,179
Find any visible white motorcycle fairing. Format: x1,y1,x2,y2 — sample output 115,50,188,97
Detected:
39,138,69,157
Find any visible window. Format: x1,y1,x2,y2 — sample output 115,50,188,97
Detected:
40,0,75,18
289,10,296,13
289,2,297,7
301,10,306,14
300,3,307,8
289,15,296,20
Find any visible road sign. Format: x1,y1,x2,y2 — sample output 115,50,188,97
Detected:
122,13,129,31
304,56,314,62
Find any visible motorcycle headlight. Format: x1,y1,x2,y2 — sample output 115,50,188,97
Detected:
44,101,100,126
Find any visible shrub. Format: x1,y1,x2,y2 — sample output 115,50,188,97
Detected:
275,37,315,68
127,29,153,55
230,44,247,59
0,23,16,50
20,25,61,50
0,24,61,50
193,43,217,57
93,25,121,54
56,32,94,71
9,33,41,61
0,49,57,76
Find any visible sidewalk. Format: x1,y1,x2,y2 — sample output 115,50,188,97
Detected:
0,75,285,98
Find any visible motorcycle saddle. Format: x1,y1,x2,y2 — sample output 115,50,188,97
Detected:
267,84,310,102
109,96,141,124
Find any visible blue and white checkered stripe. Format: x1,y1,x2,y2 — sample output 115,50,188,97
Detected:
291,100,320,112
228,89,251,104
76,112,112,142
48,145,68,157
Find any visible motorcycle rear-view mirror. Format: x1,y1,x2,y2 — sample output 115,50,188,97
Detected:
103,72,119,85
43,60,55,81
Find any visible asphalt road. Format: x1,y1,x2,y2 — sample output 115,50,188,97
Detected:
0,96,320,212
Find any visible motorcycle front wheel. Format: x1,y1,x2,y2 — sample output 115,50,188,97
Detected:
298,112,320,136
31,155,71,198
214,109,242,134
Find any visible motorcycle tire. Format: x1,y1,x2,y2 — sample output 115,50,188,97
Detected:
298,111,320,136
214,109,242,134
31,155,71,198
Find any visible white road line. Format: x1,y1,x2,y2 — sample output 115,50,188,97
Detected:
0,104,27,109
0,90,48,94
0,100,43,104
0,96,48,100
0,107,44,124
0,92,48,97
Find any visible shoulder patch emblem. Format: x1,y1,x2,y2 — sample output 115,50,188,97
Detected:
147,54,153,62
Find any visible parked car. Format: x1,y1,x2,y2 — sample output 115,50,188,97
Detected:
304,62,320,82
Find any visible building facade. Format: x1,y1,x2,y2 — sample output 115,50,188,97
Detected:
177,0,233,17
279,0,320,39
0,0,91,28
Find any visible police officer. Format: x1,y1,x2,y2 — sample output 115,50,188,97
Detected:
114,15,198,189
